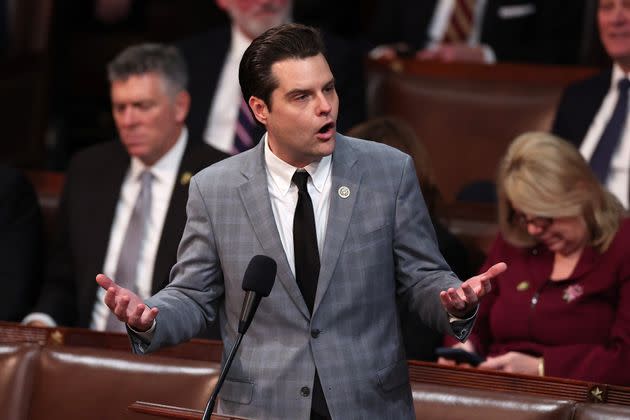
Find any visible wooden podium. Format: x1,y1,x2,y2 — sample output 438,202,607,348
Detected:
129,401,249,420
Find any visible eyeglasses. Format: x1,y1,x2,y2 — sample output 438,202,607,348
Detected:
511,209,554,230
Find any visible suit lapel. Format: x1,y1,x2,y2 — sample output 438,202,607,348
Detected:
577,69,612,146
238,143,311,319
152,142,229,293
313,135,359,314
151,155,190,294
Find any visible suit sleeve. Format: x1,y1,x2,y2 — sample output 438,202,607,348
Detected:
444,235,504,353
0,168,44,321
140,175,224,352
392,155,470,339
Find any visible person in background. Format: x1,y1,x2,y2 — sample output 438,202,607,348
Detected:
552,0,630,208
441,131,630,386
0,165,44,322
97,24,505,419
368,0,585,65
348,116,472,362
24,43,228,333
347,116,472,279
179,0,366,155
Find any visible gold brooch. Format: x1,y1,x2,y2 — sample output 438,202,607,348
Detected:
516,281,529,291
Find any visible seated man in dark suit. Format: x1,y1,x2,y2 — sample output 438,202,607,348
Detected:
369,0,586,65
179,0,366,155
552,0,630,208
0,165,44,321
24,43,228,334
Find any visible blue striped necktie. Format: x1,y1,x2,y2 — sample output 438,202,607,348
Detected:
590,78,630,183
232,97,256,154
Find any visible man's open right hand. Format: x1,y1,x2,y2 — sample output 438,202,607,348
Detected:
96,274,158,332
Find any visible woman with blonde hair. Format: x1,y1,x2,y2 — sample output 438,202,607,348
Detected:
442,131,630,385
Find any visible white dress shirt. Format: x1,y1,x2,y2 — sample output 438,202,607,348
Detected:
264,135,332,276
132,133,332,342
23,129,188,329
203,25,252,154
90,130,188,330
579,64,630,208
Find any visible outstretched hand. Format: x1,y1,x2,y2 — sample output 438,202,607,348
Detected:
95,274,158,332
440,262,507,318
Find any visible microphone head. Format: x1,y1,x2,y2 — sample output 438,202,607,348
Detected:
242,255,276,297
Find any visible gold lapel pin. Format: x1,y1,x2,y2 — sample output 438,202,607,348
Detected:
180,171,192,186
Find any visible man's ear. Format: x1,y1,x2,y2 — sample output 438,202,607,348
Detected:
174,91,191,123
215,0,228,12
249,96,268,126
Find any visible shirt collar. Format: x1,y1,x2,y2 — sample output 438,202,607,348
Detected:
263,134,332,196
129,127,188,182
611,63,629,89
230,24,253,61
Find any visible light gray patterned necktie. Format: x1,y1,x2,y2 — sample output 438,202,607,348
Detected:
105,170,153,332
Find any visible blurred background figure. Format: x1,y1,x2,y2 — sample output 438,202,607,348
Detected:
552,0,630,208
24,43,228,334
179,0,366,155
368,0,587,65
0,165,44,322
348,116,472,361
441,131,630,386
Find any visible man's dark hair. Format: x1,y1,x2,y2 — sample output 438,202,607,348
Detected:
239,23,327,110
107,43,188,97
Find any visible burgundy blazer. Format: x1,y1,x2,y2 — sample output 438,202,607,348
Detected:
466,218,630,386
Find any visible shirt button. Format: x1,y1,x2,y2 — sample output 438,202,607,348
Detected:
311,329,320,338
300,386,310,397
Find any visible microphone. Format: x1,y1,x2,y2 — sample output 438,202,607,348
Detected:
202,255,277,420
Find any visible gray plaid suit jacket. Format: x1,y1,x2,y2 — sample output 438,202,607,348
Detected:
132,134,471,419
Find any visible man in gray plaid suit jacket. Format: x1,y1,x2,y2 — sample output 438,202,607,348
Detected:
98,23,506,420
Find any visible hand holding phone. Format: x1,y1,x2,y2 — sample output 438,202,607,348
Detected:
435,347,484,367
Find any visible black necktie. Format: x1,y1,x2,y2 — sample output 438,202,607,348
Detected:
292,171,320,312
291,171,330,419
590,78,630,183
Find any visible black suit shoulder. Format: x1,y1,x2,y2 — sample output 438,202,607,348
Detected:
178,27,232,144
67,141,129,178
180,139,230,172
178,26,231,58
552,69,611,147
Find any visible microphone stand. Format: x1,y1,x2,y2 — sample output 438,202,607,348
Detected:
201,332,244,420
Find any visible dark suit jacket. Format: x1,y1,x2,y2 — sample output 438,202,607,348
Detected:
551,68,611,148
33,139,228,331
369,0,585,65
0,165,44,321
179,25,366,144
